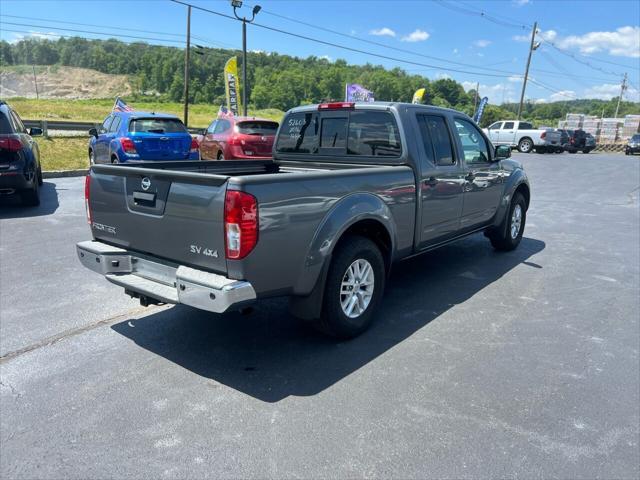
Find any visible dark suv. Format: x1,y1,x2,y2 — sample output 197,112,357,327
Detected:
0,101,43,206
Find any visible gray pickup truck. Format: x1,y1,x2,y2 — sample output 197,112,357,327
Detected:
77,102,530,338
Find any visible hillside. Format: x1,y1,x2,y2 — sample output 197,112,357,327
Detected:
0,65,133,99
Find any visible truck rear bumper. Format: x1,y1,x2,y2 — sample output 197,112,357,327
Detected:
76,240,256,313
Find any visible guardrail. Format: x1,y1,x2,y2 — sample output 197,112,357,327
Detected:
24,120,202,136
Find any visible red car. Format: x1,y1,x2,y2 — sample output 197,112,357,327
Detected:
198,116,279,160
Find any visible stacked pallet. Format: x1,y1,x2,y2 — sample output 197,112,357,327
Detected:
600,118,623,142
565,113,584,130
582,116,601,137
621,115,640,139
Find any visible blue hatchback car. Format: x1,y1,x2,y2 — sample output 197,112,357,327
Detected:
88,111,199,164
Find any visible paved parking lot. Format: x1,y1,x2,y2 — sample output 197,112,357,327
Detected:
1,153,638,479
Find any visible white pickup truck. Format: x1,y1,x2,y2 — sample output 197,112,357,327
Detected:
483,120,546,153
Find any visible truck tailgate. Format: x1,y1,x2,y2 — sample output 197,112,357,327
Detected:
88,164,229,274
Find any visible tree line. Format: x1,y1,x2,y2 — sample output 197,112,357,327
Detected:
1,37,637,126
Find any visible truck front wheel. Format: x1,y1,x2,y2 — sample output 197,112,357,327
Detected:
489,192,526,251
314,235,386,339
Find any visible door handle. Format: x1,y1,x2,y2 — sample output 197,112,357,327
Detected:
423,177,438,187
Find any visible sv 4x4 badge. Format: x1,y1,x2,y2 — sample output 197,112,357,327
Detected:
190,245,219,258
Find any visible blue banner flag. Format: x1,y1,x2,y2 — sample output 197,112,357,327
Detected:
473,97,489,124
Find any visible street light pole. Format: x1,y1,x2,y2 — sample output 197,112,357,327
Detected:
232,1,261,117
183,4,191,126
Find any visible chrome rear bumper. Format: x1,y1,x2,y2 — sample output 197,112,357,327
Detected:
76,240,256,313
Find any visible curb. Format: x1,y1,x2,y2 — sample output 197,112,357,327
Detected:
43,169,89,179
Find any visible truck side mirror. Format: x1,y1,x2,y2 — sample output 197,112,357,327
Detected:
495,145,511,160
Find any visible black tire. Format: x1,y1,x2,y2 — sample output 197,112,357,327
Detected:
313,235,386,339
489,192,526,251
20,171,40,207
517,137,533,153
37,165,43,186
568,149,577,154
556,148,563,153
625,150,630,155
582,148,592,154
535,147,546,154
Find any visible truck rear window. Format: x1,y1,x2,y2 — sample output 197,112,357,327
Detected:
276,110,401,157
129,118,188,134
237,121,278,136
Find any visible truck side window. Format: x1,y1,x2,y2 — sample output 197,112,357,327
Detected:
417,114,455,166
503,122,515,130
347,111,401,157
488,122,502,130
454,118,490,164
518,122,533,130
320,117,347,149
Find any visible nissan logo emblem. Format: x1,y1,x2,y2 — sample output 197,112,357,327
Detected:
141,177,151,191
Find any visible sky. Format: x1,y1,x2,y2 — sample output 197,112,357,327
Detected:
1,0,639,104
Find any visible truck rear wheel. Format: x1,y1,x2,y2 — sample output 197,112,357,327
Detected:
314,235,385,339
517,137,533,153
489,192,526,251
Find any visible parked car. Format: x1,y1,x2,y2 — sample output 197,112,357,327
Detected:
483,120,546,153
198,116,279,160
564,129,595,154
0,100,43,206
77,102,530,339
88,111,199,164
536,129,568,153
625,134,640,155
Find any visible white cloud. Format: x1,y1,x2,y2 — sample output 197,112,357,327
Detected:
319,55,333,62
548,90,577,101
508,75,522,83
9,31,60,43
513,0,530,5
402,29,430,42
462,81,517,104
515,27,639,58
474,39,492,48
557,26,640,58
436,72,451,80
583,83,640,102
369,27,396,38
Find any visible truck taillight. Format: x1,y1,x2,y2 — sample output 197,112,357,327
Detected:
119,137,137,154
190,137,199,153
224,190,258,259
84,175,92,224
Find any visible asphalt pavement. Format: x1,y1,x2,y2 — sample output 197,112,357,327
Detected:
1,152,638,479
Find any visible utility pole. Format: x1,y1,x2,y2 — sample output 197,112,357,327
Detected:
614,72,627,119
473,81,479,112
517,21,538,120
183,4,191,127
32,65,39,100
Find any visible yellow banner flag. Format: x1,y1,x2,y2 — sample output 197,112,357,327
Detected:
224,56,242,116
412,88,427,104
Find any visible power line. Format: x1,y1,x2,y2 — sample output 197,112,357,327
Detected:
434,0,531,30
0,14,239,50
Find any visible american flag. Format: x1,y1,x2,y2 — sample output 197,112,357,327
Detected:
218,105,234,118
113,97,133,112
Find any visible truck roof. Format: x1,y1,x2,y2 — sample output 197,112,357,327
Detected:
286,102,464,116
